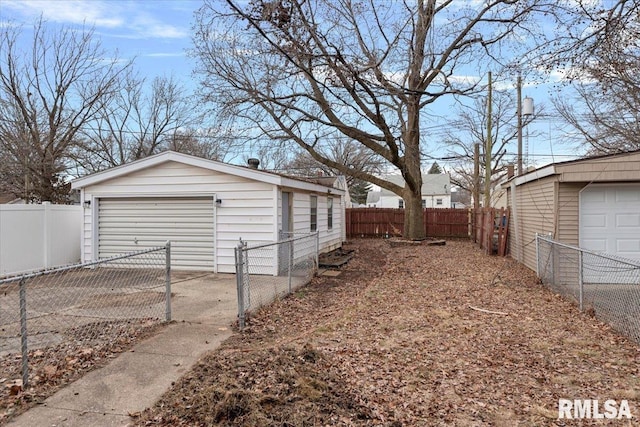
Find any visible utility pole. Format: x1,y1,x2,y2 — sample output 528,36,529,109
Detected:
473,143,480,211
517,74,523,176
484,71,492,209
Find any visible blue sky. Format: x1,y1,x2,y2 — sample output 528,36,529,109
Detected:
0,0,586,170
1,0,200,81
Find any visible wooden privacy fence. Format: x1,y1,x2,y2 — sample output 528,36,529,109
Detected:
345,207,510,256
345,208,471,239
473,207,510,256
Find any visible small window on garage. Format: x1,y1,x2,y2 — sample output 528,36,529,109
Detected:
422,199,427,208
436,198,443,206
398,199,404,209
310,195,318,231
327,197,333,230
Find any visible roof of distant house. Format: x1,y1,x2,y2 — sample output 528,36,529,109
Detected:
377,174,451,196
0,193,20,204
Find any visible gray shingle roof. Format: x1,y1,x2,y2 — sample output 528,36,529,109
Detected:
378,174,450,196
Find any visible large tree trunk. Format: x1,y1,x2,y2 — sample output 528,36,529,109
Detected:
402,96,425,240
403,188,425,239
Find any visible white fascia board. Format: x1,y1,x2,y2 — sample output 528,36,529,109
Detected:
71,151,282,189
280,176,345,195
512,165,556,186
71,150,347,195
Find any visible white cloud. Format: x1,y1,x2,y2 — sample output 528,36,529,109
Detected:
128,12,189,39
2,0,189,39
544,66,597,85
3,0,123,27
146,52,186,58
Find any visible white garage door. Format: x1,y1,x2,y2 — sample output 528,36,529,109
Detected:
98,197,215,270
580,185,640,261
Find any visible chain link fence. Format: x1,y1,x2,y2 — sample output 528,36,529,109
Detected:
0,243,171,388
235,232,319,328
536,234,640,344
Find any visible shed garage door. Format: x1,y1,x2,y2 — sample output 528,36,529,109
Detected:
580,185,640,261
98,197,215,270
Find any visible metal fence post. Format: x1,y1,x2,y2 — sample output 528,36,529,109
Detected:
235,240,246,329
578,249,584,311
535,233,540,277
19,278,29,387
550,234,557,285
315,231,319,271
288,238,293,293
165,241,172,321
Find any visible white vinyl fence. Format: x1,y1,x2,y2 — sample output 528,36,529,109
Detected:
0,203,82,277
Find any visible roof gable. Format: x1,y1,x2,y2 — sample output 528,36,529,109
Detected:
513,150,640,186
71,151,344,195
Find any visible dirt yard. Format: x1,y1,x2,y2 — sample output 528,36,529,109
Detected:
135,239,640,426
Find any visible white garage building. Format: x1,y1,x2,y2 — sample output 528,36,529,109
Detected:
507,150,640,271
71,151,346,273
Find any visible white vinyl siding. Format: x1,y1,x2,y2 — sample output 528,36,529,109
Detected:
310,195,318,232
98,197,214,270
291,192,342,253
78,156,346,273
82,161,275,273
320,196,343,252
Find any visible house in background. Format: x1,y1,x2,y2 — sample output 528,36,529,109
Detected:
71,151,346,274
0,193,24,204
507,150,640,271
365,174,451,208
450,187,471,209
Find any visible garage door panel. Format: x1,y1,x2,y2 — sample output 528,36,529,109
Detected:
100,227,214,235
98,197,215,270
617,239,640,254
582,189,606,203
582,238,607,252
582,214,607,228
99,209,214,216
581,185,640,262
616,214,640,227
615,188,640,202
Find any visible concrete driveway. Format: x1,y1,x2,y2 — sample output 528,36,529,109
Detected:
8,272,238,427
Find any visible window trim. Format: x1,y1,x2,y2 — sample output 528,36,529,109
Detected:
327,196,333,230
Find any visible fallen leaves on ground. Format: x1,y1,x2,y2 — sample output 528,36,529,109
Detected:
122,240,640,426
138,240,637,425
0,319,164,424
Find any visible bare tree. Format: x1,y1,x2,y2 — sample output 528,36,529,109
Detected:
193,0,552,238
546,1,640,154
0,19,129,202
168,126,244,162
553,82,640,155
444,90,538,204
78,74,202,172
282,139,383,181
281,138,382,204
